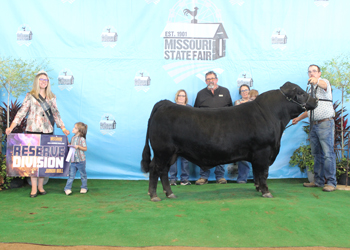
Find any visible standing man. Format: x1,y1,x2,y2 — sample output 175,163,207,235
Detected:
292,64,336,192
194,71,233,185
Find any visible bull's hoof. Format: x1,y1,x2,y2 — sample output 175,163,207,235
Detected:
255,187,261,192
151,196,162,202
262,192,273,198
167,193,177,199
163,190,167,193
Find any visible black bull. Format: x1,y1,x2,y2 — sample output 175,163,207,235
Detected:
141,82,317,201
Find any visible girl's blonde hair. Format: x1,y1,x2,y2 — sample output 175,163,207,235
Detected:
30,71,55,99
174,89,188,104
75,122,88,139
249,89,259,98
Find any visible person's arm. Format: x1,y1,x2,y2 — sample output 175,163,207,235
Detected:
76,145,87,151
317,79,328,90
292,111,308,125
194,94,199,108
5,93,31,135
227,93,233,106
50,97,70,136
76,138,87,151
309,77,327,90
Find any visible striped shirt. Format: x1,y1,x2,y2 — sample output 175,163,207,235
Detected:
71,136,86,162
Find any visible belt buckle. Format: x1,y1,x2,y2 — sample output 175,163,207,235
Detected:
314,118,329,125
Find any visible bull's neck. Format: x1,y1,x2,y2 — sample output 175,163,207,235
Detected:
258,90,301,129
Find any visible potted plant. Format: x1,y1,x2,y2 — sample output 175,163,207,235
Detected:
333,102,350,185
0,100,27,147
336,157,350,185
0,100,27,189
321,56,350,159
289,122,314,182
0,152,11,190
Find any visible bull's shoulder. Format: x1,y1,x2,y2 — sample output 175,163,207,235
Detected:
155,99,173,106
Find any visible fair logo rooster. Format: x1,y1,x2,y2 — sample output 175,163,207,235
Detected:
183,7,199,23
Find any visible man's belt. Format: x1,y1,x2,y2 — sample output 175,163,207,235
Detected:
313,117,332,125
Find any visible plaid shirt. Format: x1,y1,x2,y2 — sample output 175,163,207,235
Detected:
13,93,65,133
71,136,86,162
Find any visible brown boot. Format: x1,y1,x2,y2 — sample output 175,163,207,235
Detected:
303,182,318,187
322,185,336,192
216,178,227,184
195,178,208,185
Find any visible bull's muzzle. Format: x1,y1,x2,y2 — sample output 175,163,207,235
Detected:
305,96,318,111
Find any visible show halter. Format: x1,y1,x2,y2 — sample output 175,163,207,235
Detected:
279,87,311,112
280,82,314,130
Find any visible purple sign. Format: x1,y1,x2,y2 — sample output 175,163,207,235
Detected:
6,133,70,177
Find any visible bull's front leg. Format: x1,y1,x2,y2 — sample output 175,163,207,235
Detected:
149,167,161,202
160,169,176,199
258,168,273,198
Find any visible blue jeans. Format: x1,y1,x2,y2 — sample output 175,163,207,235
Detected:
64,161,88,191
199,165,225,180
237,161,251,182
169,157,190,181
309,119,336,187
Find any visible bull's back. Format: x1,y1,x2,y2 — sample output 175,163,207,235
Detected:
149,102,275,160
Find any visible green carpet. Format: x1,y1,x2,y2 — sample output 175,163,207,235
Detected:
0,178,349,248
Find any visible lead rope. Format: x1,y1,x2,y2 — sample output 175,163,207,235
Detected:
309,81,315,132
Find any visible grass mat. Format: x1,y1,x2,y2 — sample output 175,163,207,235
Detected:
0,178,350,248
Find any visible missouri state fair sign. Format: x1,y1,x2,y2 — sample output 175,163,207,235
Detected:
161,23,228,61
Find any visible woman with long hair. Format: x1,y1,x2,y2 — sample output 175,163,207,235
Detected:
6,70,70,197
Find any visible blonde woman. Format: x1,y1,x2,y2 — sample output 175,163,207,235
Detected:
6,70,70,197
169,89,192,186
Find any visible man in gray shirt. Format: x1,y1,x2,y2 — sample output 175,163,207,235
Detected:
194,71,233,185
292,64,336,192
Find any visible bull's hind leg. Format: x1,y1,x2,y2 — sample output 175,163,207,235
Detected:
148,164,161,202
160,169,176,199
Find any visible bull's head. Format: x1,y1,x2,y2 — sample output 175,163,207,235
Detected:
280,82,317,111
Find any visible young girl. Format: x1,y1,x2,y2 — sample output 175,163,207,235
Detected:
249,89,259,101
64,122,88,195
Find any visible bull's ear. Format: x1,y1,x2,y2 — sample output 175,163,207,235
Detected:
283,86,297,97
281,81,292,89
289,87,297,97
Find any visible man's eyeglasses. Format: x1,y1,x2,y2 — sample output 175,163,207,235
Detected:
178,95,186,97
308,70,319,74
39,78,49,82
205,78,216,82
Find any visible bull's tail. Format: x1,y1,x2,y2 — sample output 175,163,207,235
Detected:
141,101,166,173
141,126,151,173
